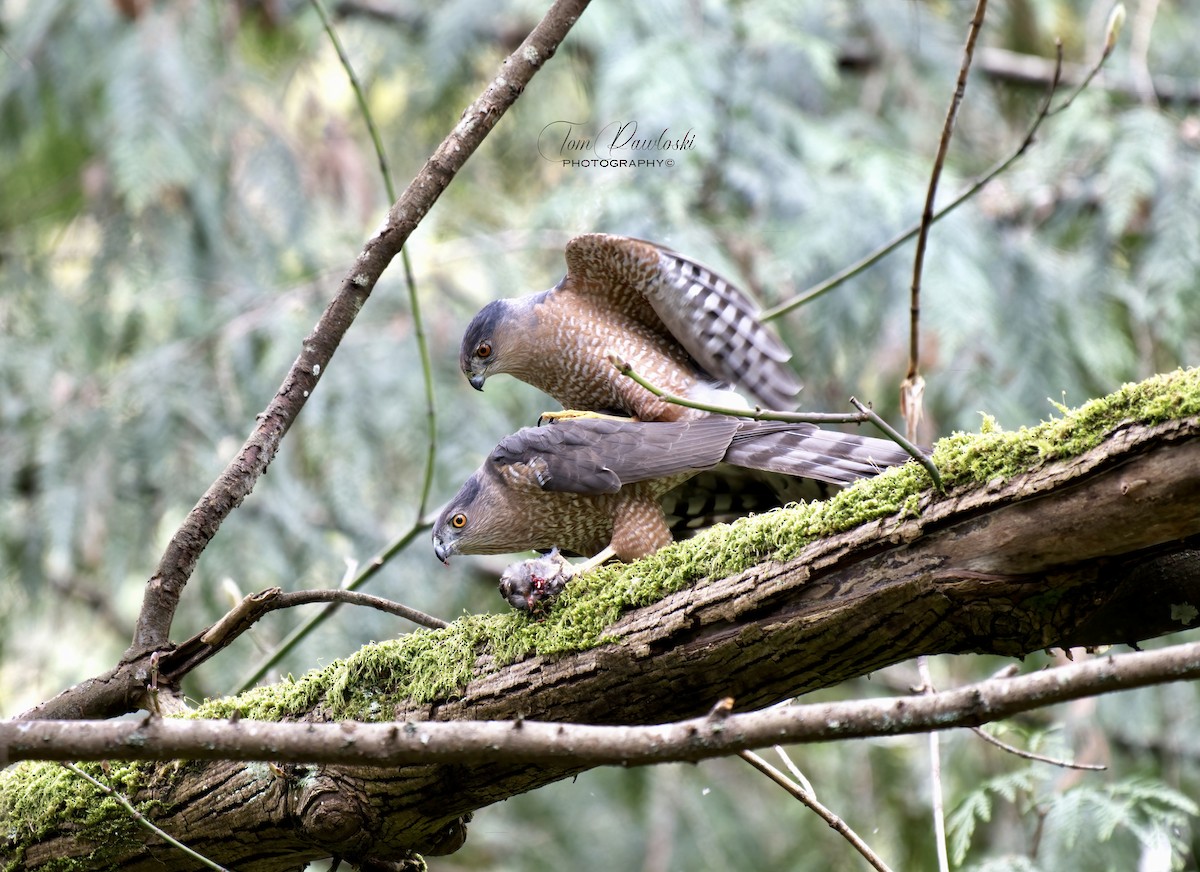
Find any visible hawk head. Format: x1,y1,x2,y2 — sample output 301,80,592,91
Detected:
460,289,556,392
432,470,537,563
460,298,521,392
432,473,484,563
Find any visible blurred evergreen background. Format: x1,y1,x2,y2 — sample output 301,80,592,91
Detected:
2,0,1198,869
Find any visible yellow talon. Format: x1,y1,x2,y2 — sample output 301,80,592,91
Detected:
537,409,639,426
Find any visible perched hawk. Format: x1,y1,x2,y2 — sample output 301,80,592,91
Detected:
459,234,802,420
431,416,910,567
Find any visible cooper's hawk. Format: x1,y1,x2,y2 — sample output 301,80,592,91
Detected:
459,234,801,421
431,416,910,568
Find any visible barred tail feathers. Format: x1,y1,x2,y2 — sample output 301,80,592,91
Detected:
724,421,913,486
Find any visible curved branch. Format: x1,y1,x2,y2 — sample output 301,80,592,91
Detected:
233,519,435,691
156,588,448,686
969,724,1106,771
272,590,448,629
740,751,895,872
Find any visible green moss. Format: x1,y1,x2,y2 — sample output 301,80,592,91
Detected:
5,369,1197,853
928,367,1200,484
183,368,1200,725
185,368,1200,722
1,760,154,870
191,612,518,722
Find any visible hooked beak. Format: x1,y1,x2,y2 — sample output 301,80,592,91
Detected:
468,373,486,392
433,536,454,565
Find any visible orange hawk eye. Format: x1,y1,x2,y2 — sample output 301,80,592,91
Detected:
476,342,492,359
451,513,467,529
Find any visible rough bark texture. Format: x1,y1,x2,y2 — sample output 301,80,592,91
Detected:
5,415,1200,870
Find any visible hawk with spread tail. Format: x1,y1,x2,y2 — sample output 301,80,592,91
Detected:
432,416,910,566
459,233,802,420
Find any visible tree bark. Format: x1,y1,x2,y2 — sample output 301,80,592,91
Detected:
5,412,1199,870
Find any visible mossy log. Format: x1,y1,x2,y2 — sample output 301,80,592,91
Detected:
4,369,1200,871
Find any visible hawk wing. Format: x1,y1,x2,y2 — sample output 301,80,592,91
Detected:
562,234,802,410
488,417,739,495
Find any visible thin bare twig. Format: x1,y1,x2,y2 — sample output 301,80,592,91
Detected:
760,10,1125,323
902,0,988,448
741,750,895,872
917,657,951,872
608,354,869,423
606,353,869,424
970,725,1107,771
62,763,231,871
773,744,814,794
272,589,447,628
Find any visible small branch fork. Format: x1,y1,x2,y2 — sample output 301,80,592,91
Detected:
234,520,436,693
741,747,896,872
607,353,943,490
7,641,1200,767
759,5,1124,323
156,587,448,687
